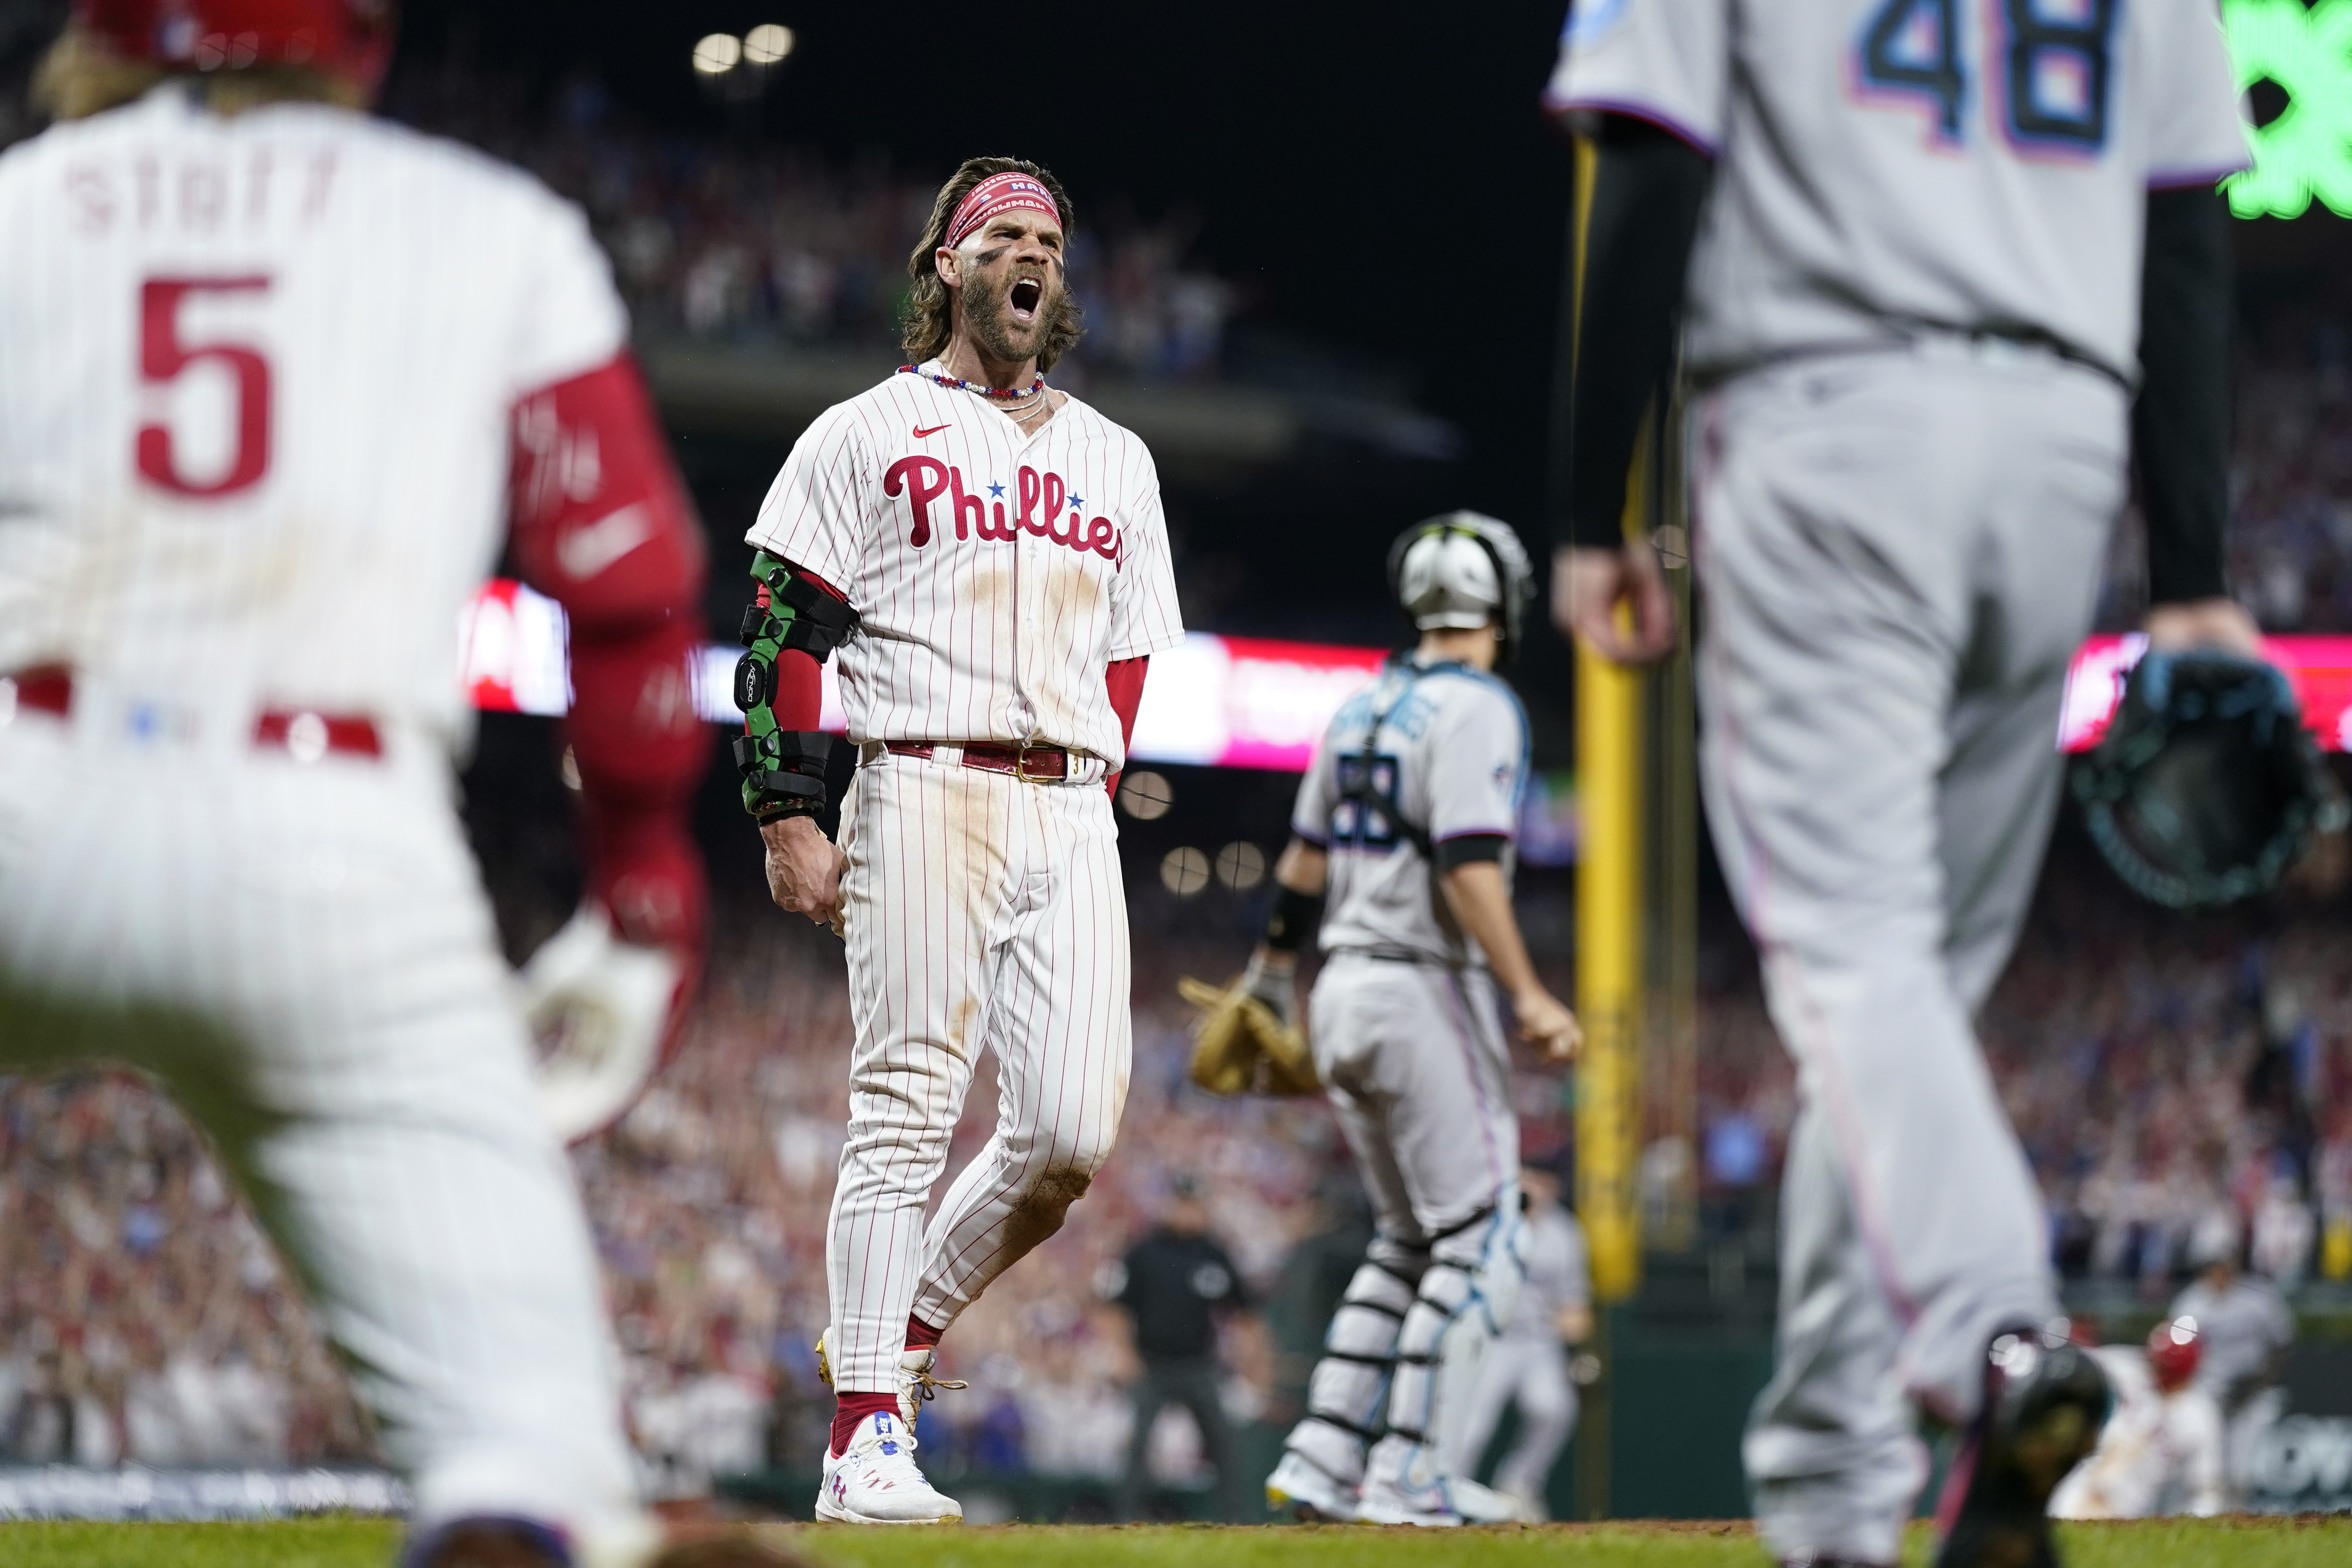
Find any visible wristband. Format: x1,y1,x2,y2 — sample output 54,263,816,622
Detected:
1263,883,1326,954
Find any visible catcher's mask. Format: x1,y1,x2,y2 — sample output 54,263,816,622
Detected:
1386,511,1535,667
2072,648,2348,910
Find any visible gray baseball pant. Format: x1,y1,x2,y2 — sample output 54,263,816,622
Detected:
1283,954,1525,1493
1691,345,2127,1565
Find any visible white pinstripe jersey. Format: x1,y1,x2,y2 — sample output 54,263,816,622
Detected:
745,367,1185,768
0,86,626,749
1549,0,2249,383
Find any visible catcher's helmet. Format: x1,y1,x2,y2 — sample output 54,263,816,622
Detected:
1386,511,1535,666
76,0,393,88
2144,1316,2201,1392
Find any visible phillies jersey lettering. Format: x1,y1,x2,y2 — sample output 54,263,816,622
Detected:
747,368,1183,767
880,456,1122,563
1547,0,2249,382
0,86,625,747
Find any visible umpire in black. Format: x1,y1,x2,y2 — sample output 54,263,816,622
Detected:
1109,1176,1251,1521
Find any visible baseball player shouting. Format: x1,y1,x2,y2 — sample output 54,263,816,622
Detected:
734,156,1183,1523
1549,2,2255,1564
1256,514,1581,1527
0,6,793,1568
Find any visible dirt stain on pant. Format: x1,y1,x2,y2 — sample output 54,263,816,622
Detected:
999,1165,1094,1258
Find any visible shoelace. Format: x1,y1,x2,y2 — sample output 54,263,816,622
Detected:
911,1366,969,1406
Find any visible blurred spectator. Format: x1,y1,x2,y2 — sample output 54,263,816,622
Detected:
1106,1175,1253,1522
1447,1164,1589,1521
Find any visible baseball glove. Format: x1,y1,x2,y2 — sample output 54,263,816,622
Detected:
521,901,695,1141
1179,974,1320,1097
2072,648,2348,911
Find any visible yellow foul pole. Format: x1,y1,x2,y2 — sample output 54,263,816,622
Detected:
1575,531,1646,1305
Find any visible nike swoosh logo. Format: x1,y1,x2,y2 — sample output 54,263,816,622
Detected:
912,423,951,438
556,502,653,580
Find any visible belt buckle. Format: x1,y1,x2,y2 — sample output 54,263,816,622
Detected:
1015,744,1056,782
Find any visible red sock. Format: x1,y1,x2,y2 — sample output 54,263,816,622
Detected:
904,1314,944,1351
831,1391,897,1456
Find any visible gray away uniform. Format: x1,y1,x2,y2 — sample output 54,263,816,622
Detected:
1449,1202,1589,1510
1280,657,1533,1499
1552,1,2248,1561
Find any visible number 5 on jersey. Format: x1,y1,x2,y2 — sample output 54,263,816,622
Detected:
139,276,273,498
1857,0,2117,151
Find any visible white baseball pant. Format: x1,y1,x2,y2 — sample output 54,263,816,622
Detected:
1694,344,2127,1565
0,696,651,1567
824,750,1130,1394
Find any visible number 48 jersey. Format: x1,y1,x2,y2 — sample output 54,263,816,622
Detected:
1291,658,1531,970
1547,0,2250,385
0,86,628,747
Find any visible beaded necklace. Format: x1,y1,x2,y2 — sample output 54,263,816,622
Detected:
899,364,1045,401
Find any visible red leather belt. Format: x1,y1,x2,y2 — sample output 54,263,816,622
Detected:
252,708,385,760
5,664,72,719
885,740,1069,780
3,667,383,761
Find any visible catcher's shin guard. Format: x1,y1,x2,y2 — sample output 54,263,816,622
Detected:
1377,1202,1528,1472
1287,1256,1421,1485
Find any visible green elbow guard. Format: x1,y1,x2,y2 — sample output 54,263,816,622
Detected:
733,551,853,823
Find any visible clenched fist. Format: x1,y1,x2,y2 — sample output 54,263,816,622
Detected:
762,814,845,928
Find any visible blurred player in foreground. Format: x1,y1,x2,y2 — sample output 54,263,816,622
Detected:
0,6,766,1566
1446,1161,1590,1520
2052,1319,2225,1520
1256,514,1581,1526
1549,1,2255,1564
733,156,1183,1522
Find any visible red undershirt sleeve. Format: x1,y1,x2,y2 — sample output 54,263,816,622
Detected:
753,578,828,732
509,352,710,953
1105,655,1149,797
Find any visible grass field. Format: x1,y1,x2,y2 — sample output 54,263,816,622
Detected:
3,1516,2349,1568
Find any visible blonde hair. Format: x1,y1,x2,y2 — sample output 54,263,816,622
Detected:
902,156,1084,372
32,24,366,122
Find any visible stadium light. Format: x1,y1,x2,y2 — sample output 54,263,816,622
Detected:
744,24,796,65
1160,847,1211,897
692,33,742,75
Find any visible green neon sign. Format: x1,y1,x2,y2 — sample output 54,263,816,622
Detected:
2224,0,2352,219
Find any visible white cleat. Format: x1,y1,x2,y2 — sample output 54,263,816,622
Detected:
1265,1448,1361,1522
1355,1443,1464,1527
816,1411,962,1524
1450,1475,1539,1524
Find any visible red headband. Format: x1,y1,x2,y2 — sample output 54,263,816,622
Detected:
944,172,1063,250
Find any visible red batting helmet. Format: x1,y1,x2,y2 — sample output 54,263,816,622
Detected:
75,0,393,90
2145,1316,2202,1392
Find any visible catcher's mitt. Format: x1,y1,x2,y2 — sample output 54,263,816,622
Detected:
1178,976,1320,1097
2072,649,2348,911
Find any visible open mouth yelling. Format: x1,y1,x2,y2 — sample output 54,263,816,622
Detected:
1008,276,1043,323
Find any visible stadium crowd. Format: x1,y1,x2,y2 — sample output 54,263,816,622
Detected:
379,59,1239,386
0,853,2342,1487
